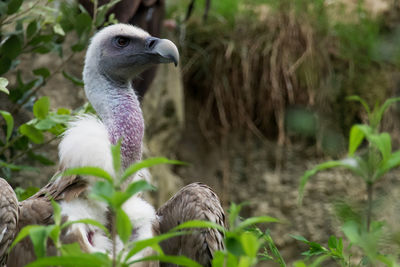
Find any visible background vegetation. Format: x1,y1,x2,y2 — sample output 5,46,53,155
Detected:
1,0,400,266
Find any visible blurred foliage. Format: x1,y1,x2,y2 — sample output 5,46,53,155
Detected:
0,0,118,182
298,96,400,266
171,0,400,154
11,143,281,267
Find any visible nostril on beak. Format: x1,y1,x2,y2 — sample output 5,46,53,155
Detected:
146,37,159,50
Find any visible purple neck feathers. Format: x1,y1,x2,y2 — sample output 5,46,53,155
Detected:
84,66,144,170
105,90,144,169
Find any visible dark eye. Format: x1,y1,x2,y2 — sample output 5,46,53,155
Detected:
114,36,130,48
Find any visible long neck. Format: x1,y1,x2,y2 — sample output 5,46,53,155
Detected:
84,68,144,169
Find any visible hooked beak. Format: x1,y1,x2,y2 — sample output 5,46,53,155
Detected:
145,37,179,66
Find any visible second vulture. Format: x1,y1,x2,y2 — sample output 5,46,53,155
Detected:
0,24,225,267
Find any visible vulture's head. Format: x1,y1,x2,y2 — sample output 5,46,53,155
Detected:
84,24,179,83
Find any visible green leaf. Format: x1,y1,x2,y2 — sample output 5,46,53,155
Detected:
109,191,129,208
90,181,114,204
75,13,92,37
0,160,38,172
35,114,70,131
33,68,51,79
35,118,57,130
293,261,307,267
48,114,71,124
226,235,245,256
51,200,61,225
26,21,39,39
228,203,242,229
370,133,392,162
171,220,226,233
29,226,48,258
62,71,84,86
116,208,132,244
211,251,226,267
0,110,13,142
7,0,23,14
57,108,71,115
61,219,110,237
226,252,239,267
298,160,362,204
129,255,202,267
53,23,65,36
111,141,121,175
125,231,189,260
60,243,82,256
120,157,186,185
236,216,279,231
14,186,39,201
240,231,259,257
125,180,155,198
0,77,9,94
342,221,360,244
349,125,365,156
302,241,328,256
25,253,110,267
346,95,371,117
1,35,22,59
0,57,11,75
375,150,400,180
48,226,61,248
33,97,50,119
290,235,309,243
19,124,44,144
10,225,42,251
375,97,400,128
95,0,121,26
62,167,113,183
328,235,338,250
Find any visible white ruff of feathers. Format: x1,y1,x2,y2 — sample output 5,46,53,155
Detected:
59,196,156,256
58,115,155,257
59,115,114,177
59,115,151,184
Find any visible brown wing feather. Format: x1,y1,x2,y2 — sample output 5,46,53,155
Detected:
0,178,19,266
155,183,225,267
6,174,89,267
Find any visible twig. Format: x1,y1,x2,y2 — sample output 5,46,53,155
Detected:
366,182,373,232
92,0,98,32
11,52,75,115
111,212,117,267
0,0,42,25
9,135,58,163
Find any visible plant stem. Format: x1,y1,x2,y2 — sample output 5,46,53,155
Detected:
111,211,117,267
0,135,23,158
9,135,58,163
366,182,373,232
0,0,42,25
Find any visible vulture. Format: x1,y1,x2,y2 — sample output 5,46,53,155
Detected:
0,24,225,267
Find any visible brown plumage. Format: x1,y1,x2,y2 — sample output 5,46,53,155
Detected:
0,179,18,266
156,183,225,267
5,174,90,266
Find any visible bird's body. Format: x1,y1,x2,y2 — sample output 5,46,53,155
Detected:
0,24,224,267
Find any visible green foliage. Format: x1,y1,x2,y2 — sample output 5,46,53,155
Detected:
0,0,121,180
298,96,400,266
10,142,282,267
0,77,9,94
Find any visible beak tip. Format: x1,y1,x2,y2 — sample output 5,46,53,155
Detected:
152,38,180,67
